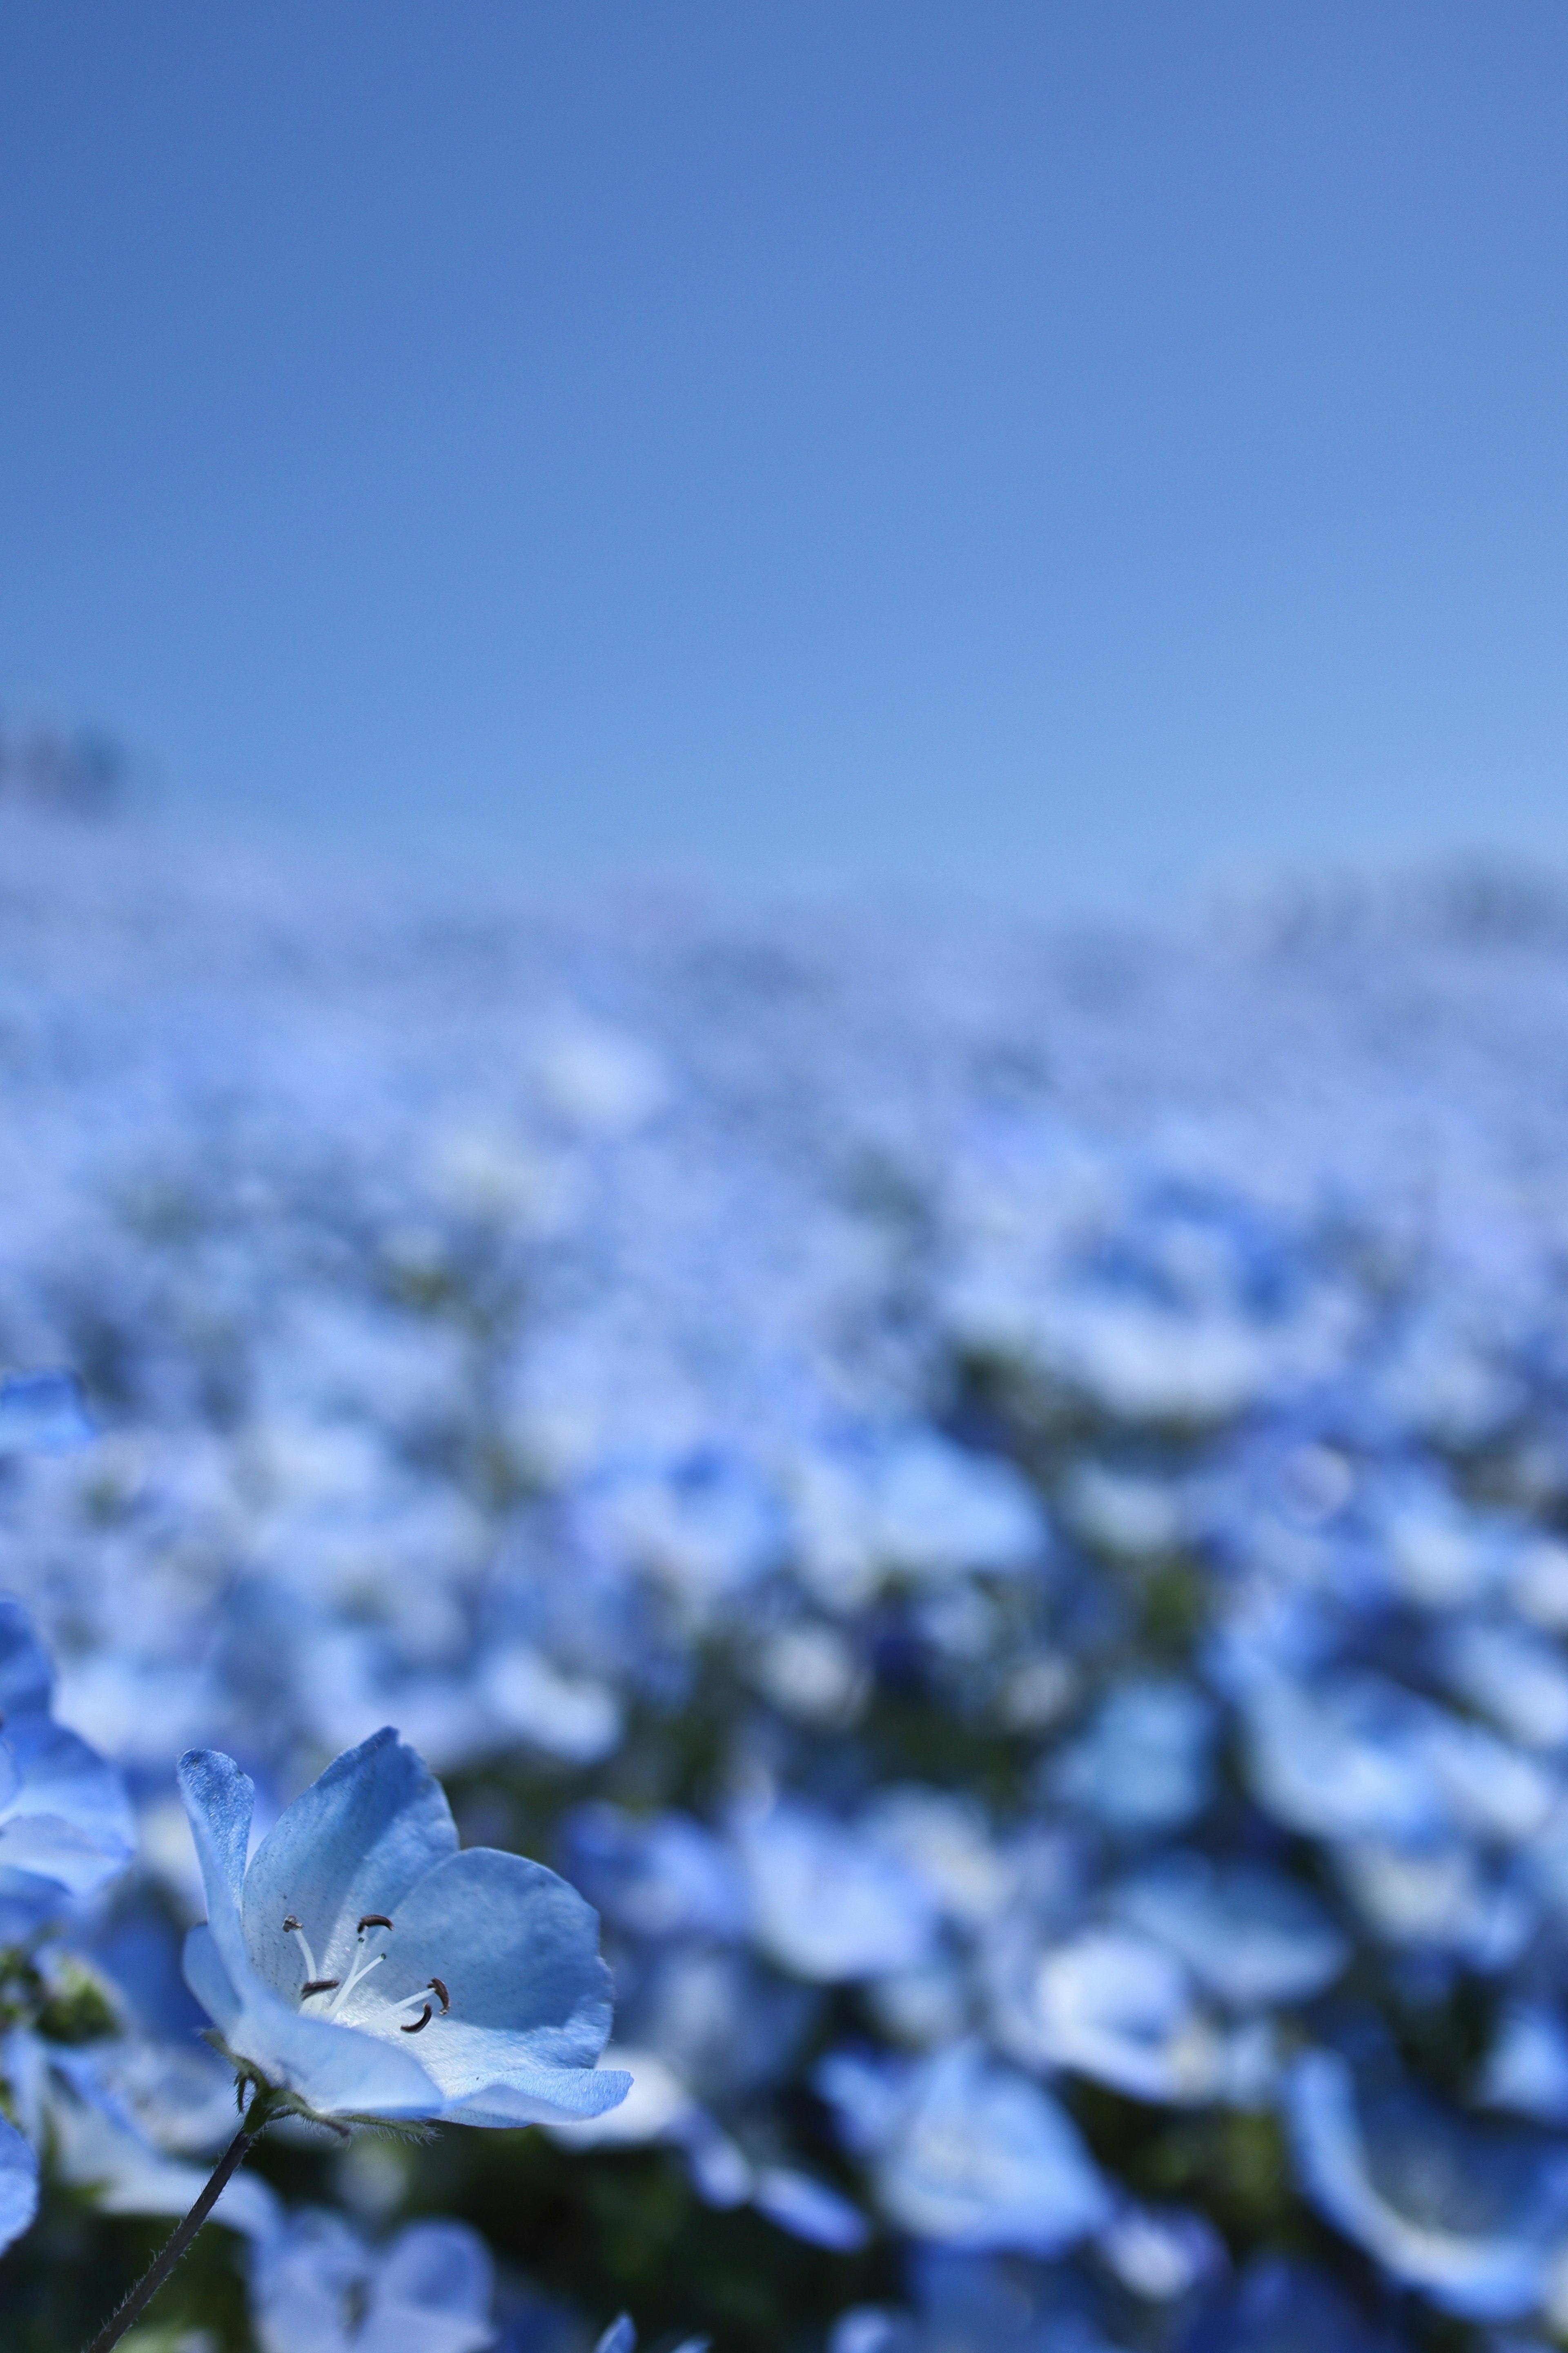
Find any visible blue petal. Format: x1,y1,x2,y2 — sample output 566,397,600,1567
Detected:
595,2321,636,2353
345,1844,619,2123
215,1978,441,2122
375,2219,494,2325
0,2114,38,2255
0,1597,54,1720
0,1371,92,1457
239,1727,458,1994
753,2165,870,2250
178,1749,256,1985
1287,2048,1568,2320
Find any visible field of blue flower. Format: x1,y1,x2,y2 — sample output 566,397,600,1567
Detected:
5,821,1568,2352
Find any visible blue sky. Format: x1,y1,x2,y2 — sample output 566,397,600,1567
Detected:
2,4,1565,906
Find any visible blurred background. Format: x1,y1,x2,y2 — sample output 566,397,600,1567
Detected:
7,10,1568,2353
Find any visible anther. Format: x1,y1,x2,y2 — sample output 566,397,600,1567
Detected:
401,2002,433,2034
301,1978,341,1996
357,1914,394,1933
282,1915,302,1932
429,1976,450,2012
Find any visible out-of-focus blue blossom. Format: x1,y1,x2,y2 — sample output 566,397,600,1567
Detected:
734,1796,937,1983
1184,2256,1407,2353
564,1805,748,1943
0,1370,92,1456
989,1920,1225,2103
0,1595,134,1938
0,2113,38,2255
1052,1678,1215,1834
250,2207,496,2353
179,1729,630,2127
1287,2048,1568,2319
1480,2004,1568,2125
1109,1853,1348,2010
4,2027,278,2237
818,2040,1110,2254
23,840,1568,2338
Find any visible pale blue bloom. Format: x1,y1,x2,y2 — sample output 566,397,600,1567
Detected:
1111,1852,1348,2009
250,2208,494,2353
1186,2256,1408,2353
989,1920,1224,2103
179,1727,632,2127
1286,2048,1568,2319
1052,1677,1215,1833
11,2033,278,2239
0,1369,92,1455
0,2113,38,2255
1479,2003,1568,2125
735,1797,936,1982
564,1804,747,1942
0,1596,135,1938
818,2040,1110,2254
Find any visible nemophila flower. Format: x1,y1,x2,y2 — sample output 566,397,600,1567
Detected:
178,1727,631,2128
818,2041,1110,2255
1287,2047,1568,2319
249,2208,495,2353
0,1369,93,1455
0,2113,38,2255
4,2031,277,2239
0,1596,135,1938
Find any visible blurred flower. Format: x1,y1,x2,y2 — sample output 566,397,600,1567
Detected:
249,2208,495,2353
0,1595,134,1938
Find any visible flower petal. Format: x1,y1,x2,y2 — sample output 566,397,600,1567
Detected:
178,1748,256,1985
240,1727,458,1995
0,2114,38,2255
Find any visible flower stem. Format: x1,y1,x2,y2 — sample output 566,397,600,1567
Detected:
81,2101,268,2353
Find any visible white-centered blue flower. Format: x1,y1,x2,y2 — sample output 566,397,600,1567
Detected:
0,1595,135,1939
178,1726,633,2128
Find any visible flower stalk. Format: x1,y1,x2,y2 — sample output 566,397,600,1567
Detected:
81,2089,276,2353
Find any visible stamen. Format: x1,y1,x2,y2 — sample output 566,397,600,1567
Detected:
401,2001,433,2034
301,1977,340,1997
430,1976,450,2013
283,1915,322,1984
357,1913,394,1933
327,1947,386,2016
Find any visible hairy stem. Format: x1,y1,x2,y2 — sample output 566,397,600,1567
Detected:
82,2099,267,2353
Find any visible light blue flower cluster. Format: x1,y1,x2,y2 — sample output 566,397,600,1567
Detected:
11,828,1568,2344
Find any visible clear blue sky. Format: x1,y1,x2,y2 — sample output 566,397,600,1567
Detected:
2,4,1565,906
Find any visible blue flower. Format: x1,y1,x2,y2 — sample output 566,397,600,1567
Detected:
178,1727,632,2128
0,2114,38,2255
1287,2048,1568,2320
818,2041,1110,2255
249,2207,495,2353
0,1596,135,1939
0,1369,92,1456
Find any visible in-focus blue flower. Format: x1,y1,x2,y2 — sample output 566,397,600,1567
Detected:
179,1727,632,2128
0,1596,135,1939
1287,2047,1568,2319
250,2208,495,2353
0,2113,38,2255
